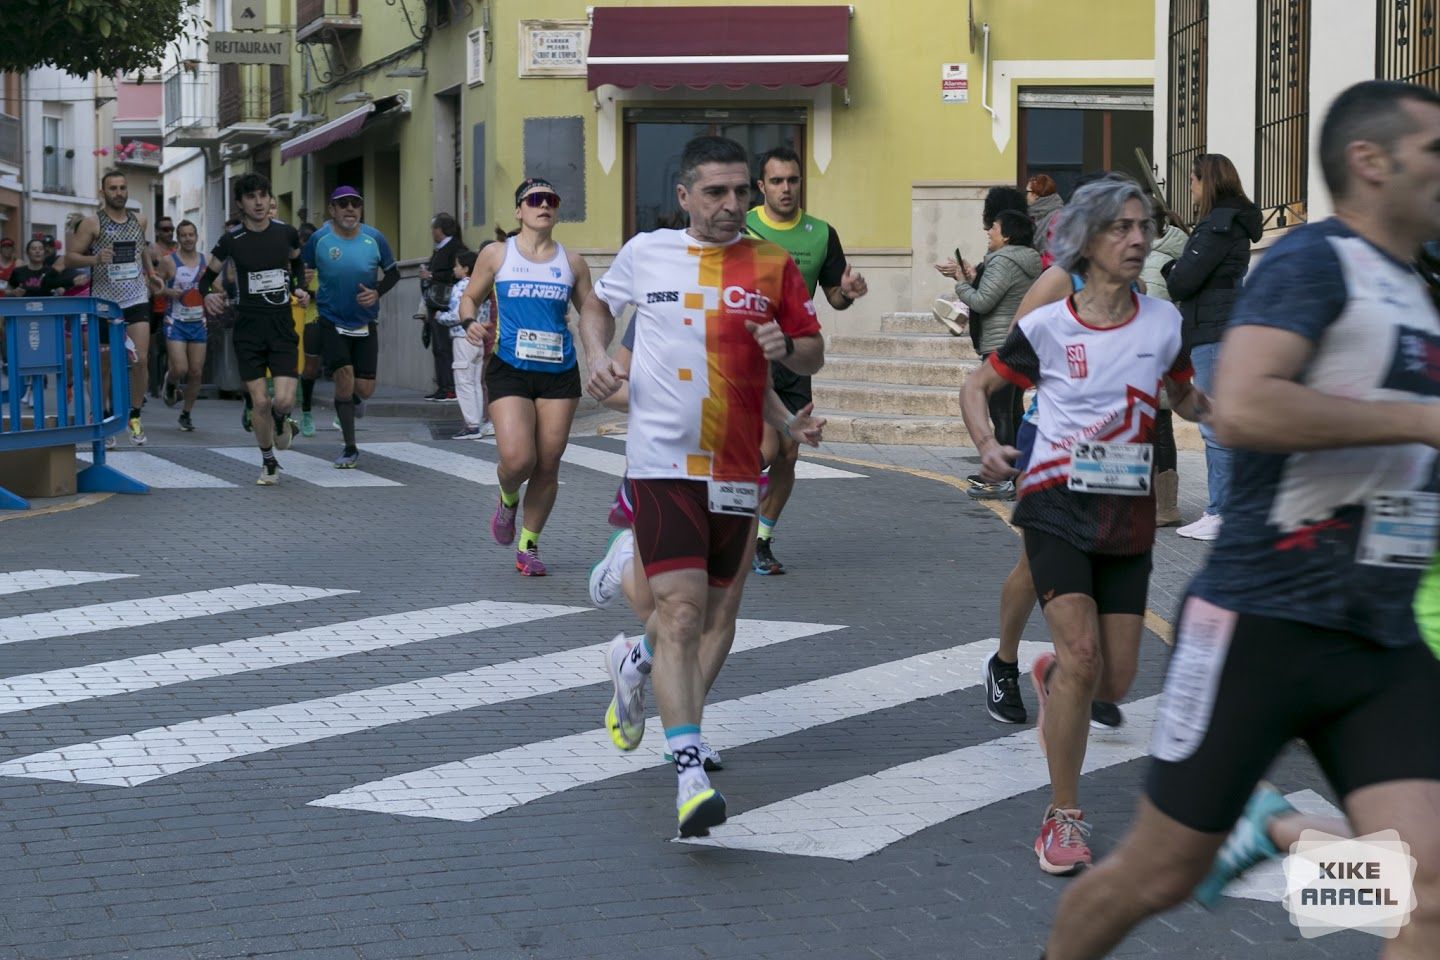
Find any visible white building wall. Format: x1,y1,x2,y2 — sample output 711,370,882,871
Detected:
24,68,101,248
1307,7,1376,220
1204,0,1259,196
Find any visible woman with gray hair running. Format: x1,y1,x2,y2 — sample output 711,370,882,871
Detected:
960,175,1211,876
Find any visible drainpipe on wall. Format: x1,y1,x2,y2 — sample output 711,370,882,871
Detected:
980,23,996,124
18,72,30,238
300,46,310,220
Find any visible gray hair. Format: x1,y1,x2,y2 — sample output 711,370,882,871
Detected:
1048,174,1153,273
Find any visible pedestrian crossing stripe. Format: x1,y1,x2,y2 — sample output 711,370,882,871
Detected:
364,442,499,485
56,441,871,490
0,575,1325,872
76,451,237,488
0,584,352,645
684,697,1158,859
591,433,867,480
0,599,589,717
0,619,844,786
309,638,1052,822
0,569,135,597
210,448,402,487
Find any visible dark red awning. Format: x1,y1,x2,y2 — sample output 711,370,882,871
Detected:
586,5,851,91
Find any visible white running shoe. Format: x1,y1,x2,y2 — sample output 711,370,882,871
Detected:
479,420,496,438
273,417,296,451
588,529,634,609
604,633,646,752
1177,513,1222,541
932,298,970,337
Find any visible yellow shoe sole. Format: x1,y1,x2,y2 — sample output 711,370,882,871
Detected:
605,698,642,751
677,787,727,838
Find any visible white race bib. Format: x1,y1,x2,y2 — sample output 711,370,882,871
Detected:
1067,441,1153,496
248,268,287,293
108,261,140,281
336,324,370,338
515,328,564,363
707,479,759,516
176,304,205,322
1151,596,1237,763
1357,491,1440,568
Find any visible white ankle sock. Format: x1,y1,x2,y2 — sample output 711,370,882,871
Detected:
666,729,708,794
620,634,653,685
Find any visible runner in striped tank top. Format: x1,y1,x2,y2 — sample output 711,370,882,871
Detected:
157,221,207,432
66,170,161,444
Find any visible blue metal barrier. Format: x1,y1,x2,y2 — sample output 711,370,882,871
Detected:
0,298,148,509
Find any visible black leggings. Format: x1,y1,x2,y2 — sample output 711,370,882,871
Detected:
1153,408,1177,474
982,354,1024,448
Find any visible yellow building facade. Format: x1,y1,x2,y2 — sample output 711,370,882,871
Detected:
206,0,1154,387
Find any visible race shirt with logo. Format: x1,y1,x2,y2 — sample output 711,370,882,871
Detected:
493,237,576,371
1190,218,1440,648
301,223,396,332
991,292,1192,555
209,220,300,315
165,252,206,327
89,210,149,309
6,265,59,296
743,207,846,297
594,228,822,483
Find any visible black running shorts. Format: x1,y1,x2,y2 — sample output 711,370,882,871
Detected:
100,302,150,346
771,361,812,416
1023,527,1151,615
630,479,754,588
485,354,581,402
233,309,299,381
1147,602,1440,833
303,320,323,358
319,319,379,379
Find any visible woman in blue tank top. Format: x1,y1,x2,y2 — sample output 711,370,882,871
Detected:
456,178,595,577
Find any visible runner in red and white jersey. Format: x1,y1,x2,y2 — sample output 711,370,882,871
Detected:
580,135,823,839
961,176,1208,877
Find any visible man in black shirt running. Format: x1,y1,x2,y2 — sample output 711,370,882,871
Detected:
199,174,309,485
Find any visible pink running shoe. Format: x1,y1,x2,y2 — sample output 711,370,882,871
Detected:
490,496,518,545
1035,807,1093,876
608,479,635,529
515,546,547,576
1030,651,1055,757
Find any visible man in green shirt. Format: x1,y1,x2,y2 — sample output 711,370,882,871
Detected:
744,146,868,574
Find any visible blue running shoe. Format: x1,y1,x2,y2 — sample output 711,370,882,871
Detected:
1193,783,1296,908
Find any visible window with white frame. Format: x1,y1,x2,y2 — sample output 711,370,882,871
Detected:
42,114,73,195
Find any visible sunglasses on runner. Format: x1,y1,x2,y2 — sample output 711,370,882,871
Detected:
521,192,561,210
333,197,363,209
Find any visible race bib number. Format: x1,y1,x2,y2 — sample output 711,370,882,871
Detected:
1151,596,1237,763
176,304,205,322
108,241,140,281
515,328,564,363
336,324,370,338
707,479,759,516
1067,441,1153,496
248,269,287,294
1357,491,1440,568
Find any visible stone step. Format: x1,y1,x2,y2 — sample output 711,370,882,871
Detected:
820,412,972,446
813,380,961,417
819,355,979,388
880,311,957,335
829,332,978,361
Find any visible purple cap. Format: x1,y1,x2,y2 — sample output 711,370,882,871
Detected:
330,185,363,202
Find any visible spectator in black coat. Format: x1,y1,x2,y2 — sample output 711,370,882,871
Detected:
1163,153,1263,541
419,213,467,401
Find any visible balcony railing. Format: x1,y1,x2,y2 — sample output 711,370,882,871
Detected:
163,62,219,138
218,63,289,130
0,114,19,167
298,0,361,44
